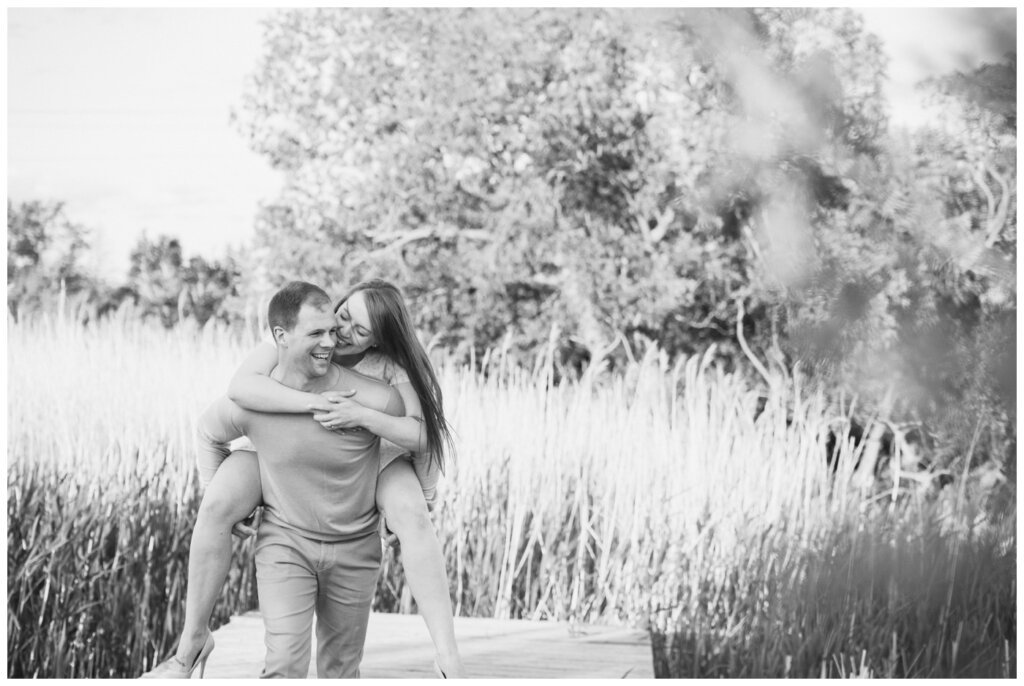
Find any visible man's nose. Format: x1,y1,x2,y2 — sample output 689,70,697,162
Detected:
319,331,336,347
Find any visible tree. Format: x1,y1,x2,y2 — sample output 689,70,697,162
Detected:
125,234,242,327
7,200,94,319
651,9,1016,475
637,7,895,375
895,55,1017,467
236,8,713,367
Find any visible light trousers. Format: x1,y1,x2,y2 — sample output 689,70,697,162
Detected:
255,521,381,678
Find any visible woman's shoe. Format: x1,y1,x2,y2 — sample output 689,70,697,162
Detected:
143,633,215,678
434,654,468,678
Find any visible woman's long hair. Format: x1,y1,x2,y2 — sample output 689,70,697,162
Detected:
336,279,454,473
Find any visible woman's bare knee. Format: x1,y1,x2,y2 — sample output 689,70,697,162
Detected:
198,451,261,524
378,462,433,535
197,488,250,524
384,496,432,536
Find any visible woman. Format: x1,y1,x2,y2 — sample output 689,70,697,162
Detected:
150,279,465,678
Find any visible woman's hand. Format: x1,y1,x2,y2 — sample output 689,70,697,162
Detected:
310,390,370,431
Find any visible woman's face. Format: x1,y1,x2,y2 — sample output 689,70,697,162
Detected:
334,291,377,354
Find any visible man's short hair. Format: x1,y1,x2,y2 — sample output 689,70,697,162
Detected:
268,281,332,334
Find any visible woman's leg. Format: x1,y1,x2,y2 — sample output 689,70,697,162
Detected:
176,450,262,665
377,459,465,677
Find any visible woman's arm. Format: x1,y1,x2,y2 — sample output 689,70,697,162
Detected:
227,341,332,413
313,382,428,453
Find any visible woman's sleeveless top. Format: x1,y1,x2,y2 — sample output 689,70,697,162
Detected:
350,350,409,387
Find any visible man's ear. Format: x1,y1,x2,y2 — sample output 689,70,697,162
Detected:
272,325,287,346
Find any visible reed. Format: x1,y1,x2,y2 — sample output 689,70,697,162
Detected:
7,307,259,677
7,309,1015,677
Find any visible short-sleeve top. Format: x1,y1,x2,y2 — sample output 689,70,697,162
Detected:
229,346,438,507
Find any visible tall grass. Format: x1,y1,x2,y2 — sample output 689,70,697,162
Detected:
7,308,1016,677
7,307,259,677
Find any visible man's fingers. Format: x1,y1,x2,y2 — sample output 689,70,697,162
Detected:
378,517,399,547
231,508,262,538
232,523,256,538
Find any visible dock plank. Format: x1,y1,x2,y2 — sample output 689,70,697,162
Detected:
162,611,653,679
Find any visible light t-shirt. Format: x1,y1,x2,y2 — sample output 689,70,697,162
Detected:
197,364,404,541
228,346,439,506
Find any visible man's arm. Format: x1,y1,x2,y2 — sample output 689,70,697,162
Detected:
195,396,246,490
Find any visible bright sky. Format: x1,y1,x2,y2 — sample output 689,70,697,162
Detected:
5,7,1018,280
860,7,1017,128
7,8,281,278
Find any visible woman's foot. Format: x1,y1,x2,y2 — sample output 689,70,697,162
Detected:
144,632,215,679
434,652,466,678
176,629,215,670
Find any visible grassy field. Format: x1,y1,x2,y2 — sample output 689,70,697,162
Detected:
7,307,1016,677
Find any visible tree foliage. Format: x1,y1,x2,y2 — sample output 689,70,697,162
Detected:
6,207,243,329
124,234,243,328
236,8,724,363
233,8,907,368
7,201,93,319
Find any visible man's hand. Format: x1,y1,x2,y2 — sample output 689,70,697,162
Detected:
232,507,262,538
378,515,399,548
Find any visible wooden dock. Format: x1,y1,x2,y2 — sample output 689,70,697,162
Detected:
150,610,653,679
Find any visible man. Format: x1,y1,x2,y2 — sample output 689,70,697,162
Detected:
196,281,404,678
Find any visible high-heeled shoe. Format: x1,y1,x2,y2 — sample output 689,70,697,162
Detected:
143,633,215,678
434,655,468,678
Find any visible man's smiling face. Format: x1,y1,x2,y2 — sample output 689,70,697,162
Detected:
280,302,338,379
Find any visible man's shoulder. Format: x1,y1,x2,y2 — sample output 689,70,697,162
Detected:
205,394,250,422
198,395,248,440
